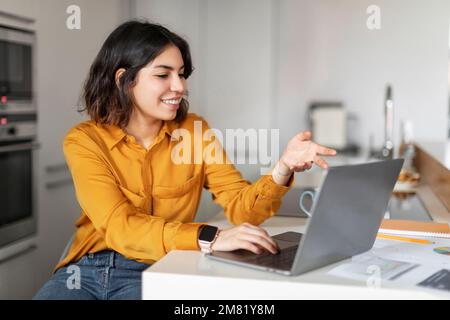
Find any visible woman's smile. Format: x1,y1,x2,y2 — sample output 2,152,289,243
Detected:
161,97,182,110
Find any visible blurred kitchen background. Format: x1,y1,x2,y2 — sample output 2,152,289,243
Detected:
0,0,449,299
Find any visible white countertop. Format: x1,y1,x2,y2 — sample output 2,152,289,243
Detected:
142,214,450,300
141,151,450,300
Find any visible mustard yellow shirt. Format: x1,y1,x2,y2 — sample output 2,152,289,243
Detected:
55,113,293,271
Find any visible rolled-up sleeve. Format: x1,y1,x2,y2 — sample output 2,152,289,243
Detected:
63,129,204,261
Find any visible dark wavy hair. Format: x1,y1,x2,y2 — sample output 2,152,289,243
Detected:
80,20,193,127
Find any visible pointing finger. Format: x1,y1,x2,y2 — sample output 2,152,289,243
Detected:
315,144,337,156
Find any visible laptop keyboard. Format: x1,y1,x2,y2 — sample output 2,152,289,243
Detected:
248,245,299,270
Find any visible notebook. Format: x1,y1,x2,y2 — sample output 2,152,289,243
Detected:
379,219,450,239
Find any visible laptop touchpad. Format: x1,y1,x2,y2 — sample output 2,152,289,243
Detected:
209,231,302,261
273,231,302,242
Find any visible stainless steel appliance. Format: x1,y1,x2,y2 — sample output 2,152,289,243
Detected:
0,25,34,110
0,25,37,261
381,84,394,159
368,84,395,160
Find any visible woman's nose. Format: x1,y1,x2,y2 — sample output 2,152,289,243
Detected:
170,75,185,93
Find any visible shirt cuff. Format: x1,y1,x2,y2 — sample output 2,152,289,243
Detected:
173,222,206,250
257,173,294,199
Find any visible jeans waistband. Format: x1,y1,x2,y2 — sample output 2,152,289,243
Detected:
76,250,150,271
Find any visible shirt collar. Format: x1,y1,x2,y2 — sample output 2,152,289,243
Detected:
100,124,126,150
102,119,181,150
165,119,180,139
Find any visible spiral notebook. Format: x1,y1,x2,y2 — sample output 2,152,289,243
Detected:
379,219,450,239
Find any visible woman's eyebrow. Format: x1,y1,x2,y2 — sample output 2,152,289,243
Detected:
153,65,185,71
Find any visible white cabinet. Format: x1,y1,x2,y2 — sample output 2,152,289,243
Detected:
0,248,38,299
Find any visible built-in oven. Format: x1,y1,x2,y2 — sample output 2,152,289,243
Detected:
0,113,39,260
0,25,37,261
0,25,34,112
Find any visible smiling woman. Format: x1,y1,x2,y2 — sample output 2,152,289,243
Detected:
81,21,192,128
118,45,188,149
33,20,335,300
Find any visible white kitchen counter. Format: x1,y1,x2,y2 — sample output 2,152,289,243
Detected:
142,153,450,300
142,214,450,300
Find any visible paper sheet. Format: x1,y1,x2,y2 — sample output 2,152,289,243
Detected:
370,238,450,268
328,237,450,293
328,253,419,282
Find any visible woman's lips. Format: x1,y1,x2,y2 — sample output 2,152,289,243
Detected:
161,101,180,110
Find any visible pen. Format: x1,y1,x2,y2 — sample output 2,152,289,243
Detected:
376,233,434,245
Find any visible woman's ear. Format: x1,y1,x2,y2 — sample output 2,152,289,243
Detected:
115,68,126,88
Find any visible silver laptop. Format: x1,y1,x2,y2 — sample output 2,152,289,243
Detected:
206,159,404,276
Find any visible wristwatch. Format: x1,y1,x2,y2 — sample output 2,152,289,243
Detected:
198,225,219,254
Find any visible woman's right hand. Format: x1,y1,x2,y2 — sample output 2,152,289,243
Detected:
211,223,279,255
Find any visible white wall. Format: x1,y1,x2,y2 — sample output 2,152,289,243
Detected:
198,0,274,131
0,0,130,299
275,0,450,150
133,0,275,131
134,0,450,150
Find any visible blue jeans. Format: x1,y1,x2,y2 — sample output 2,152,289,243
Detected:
33,250,151,300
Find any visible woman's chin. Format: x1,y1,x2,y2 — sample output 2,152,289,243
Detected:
159,104,179,120
164,110,177,120
161,110,178,121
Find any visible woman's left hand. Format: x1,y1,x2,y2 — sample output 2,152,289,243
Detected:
276,131,337,177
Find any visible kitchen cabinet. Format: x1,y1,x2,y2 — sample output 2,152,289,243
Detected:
0,0,130,299
0,0,36,22
412,142,450,222
0,247,38,299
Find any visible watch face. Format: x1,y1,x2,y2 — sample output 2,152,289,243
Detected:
199,226,218,242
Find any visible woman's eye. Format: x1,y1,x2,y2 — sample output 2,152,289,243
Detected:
155,74,185,79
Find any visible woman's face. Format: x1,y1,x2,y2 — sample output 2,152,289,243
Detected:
131,45,187,122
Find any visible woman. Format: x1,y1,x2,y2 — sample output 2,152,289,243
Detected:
34,21,336,300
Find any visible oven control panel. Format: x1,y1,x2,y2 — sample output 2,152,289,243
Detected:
0,113,37,141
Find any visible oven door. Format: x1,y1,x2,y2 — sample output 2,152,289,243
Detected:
0,140,39,247
0,27,34,101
